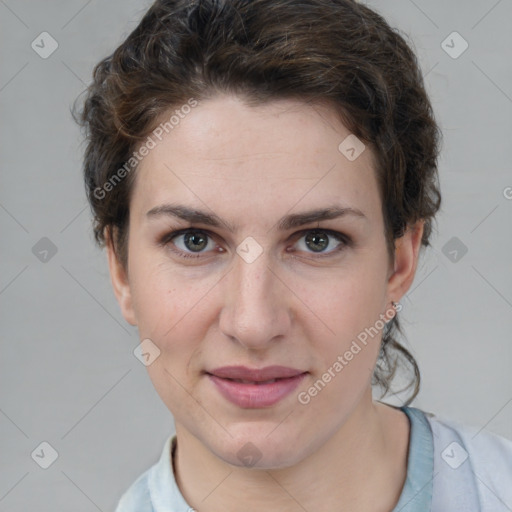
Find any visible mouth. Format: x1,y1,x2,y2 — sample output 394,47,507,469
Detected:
205,366,308,408
219,377,284,384
207,365,307,381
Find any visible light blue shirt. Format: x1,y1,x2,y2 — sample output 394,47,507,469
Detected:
115,407,512,511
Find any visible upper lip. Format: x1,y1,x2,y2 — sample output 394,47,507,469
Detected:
207,365,307,381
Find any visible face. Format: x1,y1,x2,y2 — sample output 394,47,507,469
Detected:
108,94,421,469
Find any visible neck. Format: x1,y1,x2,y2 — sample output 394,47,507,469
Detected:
173,396,409,512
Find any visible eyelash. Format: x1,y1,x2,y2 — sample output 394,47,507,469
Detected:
158,228,352,260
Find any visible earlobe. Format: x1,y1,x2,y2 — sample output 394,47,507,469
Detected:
105,231,137,326
386,220,424,303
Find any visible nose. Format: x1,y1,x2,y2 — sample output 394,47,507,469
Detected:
218,249,292,350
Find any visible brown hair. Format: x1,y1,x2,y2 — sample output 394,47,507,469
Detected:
73,0,442,405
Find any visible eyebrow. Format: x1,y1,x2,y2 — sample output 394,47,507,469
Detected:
146,203,367,231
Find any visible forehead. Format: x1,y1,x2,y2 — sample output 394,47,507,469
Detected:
131,95,381,224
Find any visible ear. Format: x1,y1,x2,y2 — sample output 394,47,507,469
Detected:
386,220,425,304
105,230,137,326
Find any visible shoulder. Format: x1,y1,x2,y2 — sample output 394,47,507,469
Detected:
114,466,153,512
425,410,512,471
422,408,512,511
113,434,186,512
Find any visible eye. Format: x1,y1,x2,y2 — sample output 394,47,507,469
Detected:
290,229,350,257
159,227,351,260
161,229,218,259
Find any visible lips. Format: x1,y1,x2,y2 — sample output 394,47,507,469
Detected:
207,365,306,382
206,365,308,408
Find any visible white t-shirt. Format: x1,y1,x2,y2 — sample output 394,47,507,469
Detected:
115,407,512,511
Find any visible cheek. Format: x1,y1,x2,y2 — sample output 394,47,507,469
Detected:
296,254,388,388
296,276,385,418
128,239,207,337
303,259,387,339
129,258,213,417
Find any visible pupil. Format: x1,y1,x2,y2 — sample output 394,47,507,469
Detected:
184,231,207,252
306,231,328,252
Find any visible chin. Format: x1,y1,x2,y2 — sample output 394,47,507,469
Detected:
207,425,310,470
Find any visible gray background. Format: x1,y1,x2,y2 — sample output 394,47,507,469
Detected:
1,0,511,510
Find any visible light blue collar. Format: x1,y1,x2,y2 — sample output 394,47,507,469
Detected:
391,406,434,511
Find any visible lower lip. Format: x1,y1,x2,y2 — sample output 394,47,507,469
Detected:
207,373,308,408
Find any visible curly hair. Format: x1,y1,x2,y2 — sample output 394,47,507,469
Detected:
73,0,442,405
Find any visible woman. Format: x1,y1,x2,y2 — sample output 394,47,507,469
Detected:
74,0,512,510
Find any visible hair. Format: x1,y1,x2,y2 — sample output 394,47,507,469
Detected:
73,0,442,405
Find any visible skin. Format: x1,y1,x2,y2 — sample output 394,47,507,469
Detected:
107,94,424,512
